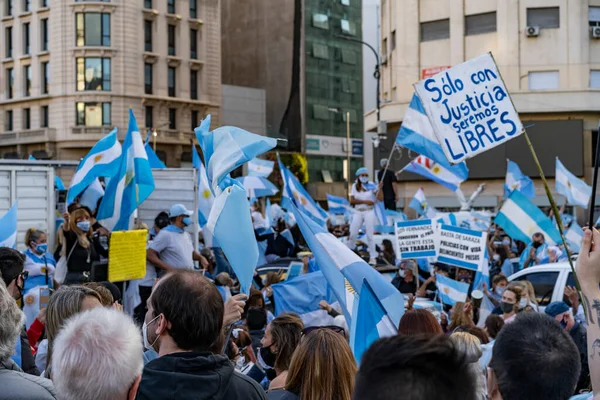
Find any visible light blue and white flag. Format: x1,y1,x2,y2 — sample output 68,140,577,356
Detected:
504,160,535,199
350,280,397,364
386,209,408,223
556,158,592,208
192,145,214,227
248,158,275,178
236,176,279,198
0,203,17,248
79,178,104,212
145,143,167,169
327,194,351,215
473,248,490,291
402,155,467,192
97,110,155,231
395,93,469,176
290,201,404,327
436,274,469,306
409,188,437,218
565,222,584,253
494,190,561,245
67,129,122,204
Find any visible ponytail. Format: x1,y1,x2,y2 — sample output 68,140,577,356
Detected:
25,228,44,247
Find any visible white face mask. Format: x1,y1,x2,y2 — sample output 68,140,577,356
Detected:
398,269,406,278
494,286,505,296
142,315,160,352
493,254,500,262
502,238,511,246
359,176,368,184
519,298,528,309
235,356,246,370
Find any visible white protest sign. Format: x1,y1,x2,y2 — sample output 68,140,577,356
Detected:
435,224,488,271
414,53,524,164
395,220,437,260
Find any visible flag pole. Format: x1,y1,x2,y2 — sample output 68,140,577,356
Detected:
588,120,600,229
522,129,586,318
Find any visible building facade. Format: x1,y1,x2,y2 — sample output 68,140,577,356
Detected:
367,0,600,216
0,0,221,173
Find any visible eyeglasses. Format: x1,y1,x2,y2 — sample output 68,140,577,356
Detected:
301,325,345,337
19,271,29,281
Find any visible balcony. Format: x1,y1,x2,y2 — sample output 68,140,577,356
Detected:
0,128,56,147
71,126,113,135
154,129,194,145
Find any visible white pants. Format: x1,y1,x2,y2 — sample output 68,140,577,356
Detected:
346,209,377,259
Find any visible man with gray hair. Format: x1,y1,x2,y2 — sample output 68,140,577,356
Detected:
377,158,398,211
0,279,55,400
51,307,143,400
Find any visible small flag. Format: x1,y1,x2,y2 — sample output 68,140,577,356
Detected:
409,188,437,218
235,176,279,198
79,178,104,212
327,194,351,215
402,155,466,192
564,222,584,253
192,145,214,227
436,274,469,306
556,158,592,208
504,160,535,199
0,203,17,248
248,158,275,178
145,143,167,169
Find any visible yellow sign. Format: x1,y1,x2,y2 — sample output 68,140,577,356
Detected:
108,230,147,282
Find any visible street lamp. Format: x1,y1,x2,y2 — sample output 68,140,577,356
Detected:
152,122,171,152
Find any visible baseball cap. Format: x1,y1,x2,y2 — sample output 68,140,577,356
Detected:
169,204,193,218
544,301,570,318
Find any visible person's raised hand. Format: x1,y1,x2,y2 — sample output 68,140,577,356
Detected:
318,300,332,313
37,307,47,325
223,294,247,327
577,228,600,292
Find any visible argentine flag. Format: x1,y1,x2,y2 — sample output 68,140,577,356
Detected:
494,190,561,245
436,274,469,306
144,143,167,169
395,94,468,177
350,280,397,364
327,194,351,215
556,158,592,208
97,110,155,231
409,188,437,218
192,145,214,227
67,128,122,204
248,158,275,178
565,222,584,253
504,160,535,199
79,178,104,212
0,203,17,248
402,155,466,192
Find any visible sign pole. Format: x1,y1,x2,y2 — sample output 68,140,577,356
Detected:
588,120,600,229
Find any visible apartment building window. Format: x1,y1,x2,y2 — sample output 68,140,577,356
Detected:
190,70,198,99
528,71,559,90
341,0,350,5
145,105,153,128
76,58,111,91
144,20,152,52
41,0,48,8
5,27,12,58
527,7,559,29
312,43,329,59
41,105,49,127
191,110,199,130
190,0,197,18
420,19,450,42
465,12,497,35
168,24,176,56
23,0,30,12
168,67,176,96
341,19,356,36
167,0,175,14
41,18,48,51
391,30,396,50
5,111,13,131
341,48,357,64
382,38,387,58
5,0,12,16
76,13,111,46
76,102,111,126
312,14,329,30
591,70,600,88
590,7,600,27
190,28,197,59
144,0,152,9
313,104,330,120
6,68,13,99
144,63,153,94
23,22,30,54
168,108,176,129
41,61,49,94
23,108,30,129
24,65,31,96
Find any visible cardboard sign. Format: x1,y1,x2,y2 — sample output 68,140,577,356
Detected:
108,230,148,282
435,224,487,271
414,53,523,164
395,220,437,259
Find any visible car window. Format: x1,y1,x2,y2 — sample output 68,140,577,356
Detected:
514,272,559,306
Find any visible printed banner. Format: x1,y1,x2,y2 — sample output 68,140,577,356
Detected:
435,224,487,271
414,53,524,163
108,230,148,282
394,220,437,259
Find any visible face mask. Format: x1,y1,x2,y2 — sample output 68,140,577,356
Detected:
501,301,514,314
398,269,406,278
359,176,368,184
519,298,528,309
490,228,496,234
182,217,192,227
532,241,542,249
35,243,48,254
492,254,500,262
76,221,91,232
502,238,511,246
258,345,277,370
142,315,161,352
494,286,505,296
234,356,246,370
560,317,568,330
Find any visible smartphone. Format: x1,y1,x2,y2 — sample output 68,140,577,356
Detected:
39,287,51,308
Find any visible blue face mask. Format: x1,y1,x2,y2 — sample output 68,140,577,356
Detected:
35,243,48,254
76,221,91,232
182,217,192,227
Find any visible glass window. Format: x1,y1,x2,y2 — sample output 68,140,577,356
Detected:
41,105,49,128
144,63,152,94
312,43,329,59
41,18,48,51
590,7,600,27
190,28,197,59
341,48,357,64
76,57,111,91
76,13,110,46
6,0,12,16
191,110,198,130
145,105,153,128
190,0,197,18
167,0,175,14
514,271,559,306
76,102,111,126
23,22,30,54
313,104,330,120
23,0,30,12
41,0,48,7
5,110,13,131
312,13,329,30
168,67,176,96
168,108,176,129
341,19,356,35
591,70,600,88
41,61,49,94
420,19,450,42
391,30,396,50
342,79,357,93
341,0,350,5
6,68,13,99
168,24,176,56
381,38,387,57
342,110,357,123
528,71,559,90
144,0,152,9
144,20,152,52
465,12,497,35
23,108,30,129
527,7,560,29
23,65,31,96
190,69,198,99
5,27,12,58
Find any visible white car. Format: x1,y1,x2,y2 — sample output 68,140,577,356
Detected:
508,262,576,312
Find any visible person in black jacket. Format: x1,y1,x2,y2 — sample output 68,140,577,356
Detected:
137,270,266,400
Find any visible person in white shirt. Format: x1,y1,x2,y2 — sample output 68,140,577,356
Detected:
346,167,380,265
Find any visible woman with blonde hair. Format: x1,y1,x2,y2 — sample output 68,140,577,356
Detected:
519,280,539,312
447,302,474,333
267,328,357,400
450,332,486,400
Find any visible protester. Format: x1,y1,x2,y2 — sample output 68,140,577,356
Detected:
247,307,268,353
391,259,418,295
149,211,170,240
0,278,55,400
519,232,548,269
377,239,396,265
500,286,521,323
450,332,486,400
263,219,295,262
228,328,257,371
51,308,142,400
137,271,265,399
376,158,398,211
347,167,380,265
545,301,589,393
454,325,489,345
244,289,275,324
44,285,103,378
416,262,450,300
483,275,508,307
565,285,587,328
397,308,443,335
82,282,114,306
354,334,478,400
22,229,55,326
488,313,580,400
268,328,357,400
494,246,513,277
520,280,540,312
548,245,566,263
484,314,504,340
260,313,304,392
447,302,475,333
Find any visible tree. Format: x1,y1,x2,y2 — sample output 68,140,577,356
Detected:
265,152,308,186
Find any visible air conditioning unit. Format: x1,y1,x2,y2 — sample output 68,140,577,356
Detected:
381,55,388,65
592,26,600,39
526,25,540,37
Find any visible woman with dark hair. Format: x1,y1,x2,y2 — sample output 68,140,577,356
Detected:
479,314,506,374
398,309,443,335
494,246,513,278
379,239,396,265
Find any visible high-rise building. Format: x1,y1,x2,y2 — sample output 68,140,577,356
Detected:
0,0,221,169
221,0,364,197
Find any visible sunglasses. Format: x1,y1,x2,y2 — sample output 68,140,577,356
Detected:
301,325,345,337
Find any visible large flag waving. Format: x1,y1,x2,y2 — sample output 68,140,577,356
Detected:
67,129,121,204
504,160,534,199
192,145,214,227
97,110,155,231
555,158,591,208
401,155,466,192
145,143,167,169
436,274,469,306
0,203,17,248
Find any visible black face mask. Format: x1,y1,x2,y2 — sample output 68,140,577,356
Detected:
258,345,277,370
532,241,543,249
501,301,514,314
